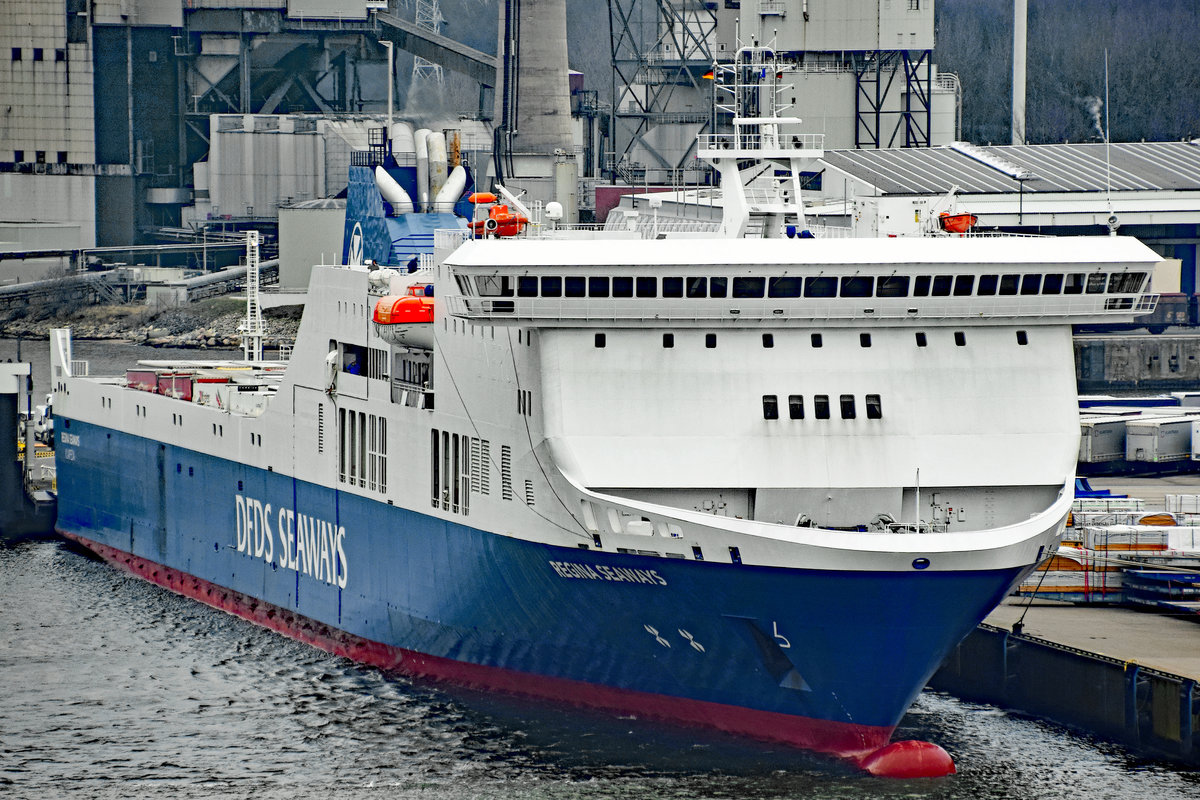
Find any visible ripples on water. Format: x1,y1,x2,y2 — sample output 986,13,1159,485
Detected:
2,540,1197,800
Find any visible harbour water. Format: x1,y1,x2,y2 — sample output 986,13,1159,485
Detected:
2,338,1198,798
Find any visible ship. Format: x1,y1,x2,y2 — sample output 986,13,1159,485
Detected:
51,46,1164,778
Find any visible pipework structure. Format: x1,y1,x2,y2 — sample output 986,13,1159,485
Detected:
605,0,954,185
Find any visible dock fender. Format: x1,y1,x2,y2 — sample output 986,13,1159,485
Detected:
857,739,956,778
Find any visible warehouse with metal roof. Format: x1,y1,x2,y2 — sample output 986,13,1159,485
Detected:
812,140,1200,292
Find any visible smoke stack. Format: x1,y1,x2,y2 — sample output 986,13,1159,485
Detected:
1012,0,1027,145
495,0,573,154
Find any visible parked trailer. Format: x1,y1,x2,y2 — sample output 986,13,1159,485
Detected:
1079,416,1131,463
1125,416,1195,463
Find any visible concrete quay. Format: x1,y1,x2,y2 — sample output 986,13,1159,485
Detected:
931,474,1200,765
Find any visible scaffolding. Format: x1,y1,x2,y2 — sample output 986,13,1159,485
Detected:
607,0,716,184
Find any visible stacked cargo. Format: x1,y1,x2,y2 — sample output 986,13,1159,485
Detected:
1078,416,1130,463
1122,571,1200,615
1019,512,1200,604
1125,416,1194,463
1016,547,1124,603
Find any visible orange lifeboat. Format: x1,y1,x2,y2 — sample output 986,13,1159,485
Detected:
469,203,529,238
938,212,978,234
373,294,435,348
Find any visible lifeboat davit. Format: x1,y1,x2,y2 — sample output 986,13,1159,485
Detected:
373,292,435,349
938,212,978,234
469,203,529,238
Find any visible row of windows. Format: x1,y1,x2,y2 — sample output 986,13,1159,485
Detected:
482,272,1145,301
431,431,503,513
10,48,66,62
595,330,1031,348
339,410,387,493
763,394,883,420
12,151,69,165
431,429,471,515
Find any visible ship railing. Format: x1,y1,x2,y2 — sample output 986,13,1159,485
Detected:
886,521,950,534
435,229,472,250
698,132,825,153
390,380,434,409
442,294,1163,323
802,223,855,239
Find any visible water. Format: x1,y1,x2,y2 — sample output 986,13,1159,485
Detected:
1,539,1197,800
2,339,1197,798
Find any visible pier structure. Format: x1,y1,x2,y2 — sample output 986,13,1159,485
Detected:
933,597,1199,767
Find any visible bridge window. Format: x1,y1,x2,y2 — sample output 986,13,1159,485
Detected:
517,277,538,296
931,275,953,296
589,276,610,297
636,276,657,297
954,275,975,296
1042,274,1064,294
613,276,634,297
999,274,1020,295
804,276,836,298
662,277,683,297
877,275,910,297
1110,272,1146,293
1020,274,1041,295
476,276,513,297
866,394,883,419
710,277,728,298
541,276,561,297
977,275,998,295
814,395,830,419
768,276,803,298
841,276,873,298
788,395,804,419
686,277,707,298
1064,273,1085,294
1086,273,1108,294
913,276,931,296
565,276,586,297
762,395,779,420
732,277,765,298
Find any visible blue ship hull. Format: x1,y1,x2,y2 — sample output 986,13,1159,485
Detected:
56,419,1021,758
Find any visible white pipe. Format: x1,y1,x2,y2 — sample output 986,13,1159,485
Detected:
382,41,394,134
374,165,414,215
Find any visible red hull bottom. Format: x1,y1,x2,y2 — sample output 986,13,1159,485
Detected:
62,531,955,778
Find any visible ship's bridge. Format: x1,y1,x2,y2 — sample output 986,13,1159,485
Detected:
440,234,1161,328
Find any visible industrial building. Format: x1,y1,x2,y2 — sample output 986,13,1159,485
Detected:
811,140,1200,294
608,0,959,185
